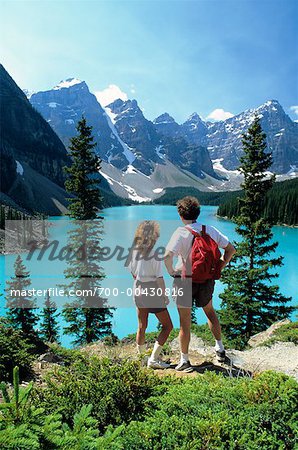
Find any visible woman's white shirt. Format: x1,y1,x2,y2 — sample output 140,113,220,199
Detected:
128,248,163,282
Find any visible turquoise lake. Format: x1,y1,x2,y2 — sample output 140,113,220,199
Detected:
0,205,297,347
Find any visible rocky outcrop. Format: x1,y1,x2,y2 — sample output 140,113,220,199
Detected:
248,319,291,348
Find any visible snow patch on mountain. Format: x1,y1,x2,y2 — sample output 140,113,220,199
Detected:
155,145,165,159
104,109,136,164
212,159,241,175
105,107,118,124
16,160,24,176
53,78,82,90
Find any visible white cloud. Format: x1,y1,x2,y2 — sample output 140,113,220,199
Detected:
290,105,298,115
206,108,234,121
94,84,128,106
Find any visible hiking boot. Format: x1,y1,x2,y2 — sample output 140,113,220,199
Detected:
215,350,226,363
147,359,170,369
175,361,193,373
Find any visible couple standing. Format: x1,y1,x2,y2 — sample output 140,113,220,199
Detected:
128,196,236,372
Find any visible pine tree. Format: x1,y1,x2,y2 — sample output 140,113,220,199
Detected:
40,290,60,343
219,117,293,349
6,256,38,336
62,118,113,345
64,116,102,220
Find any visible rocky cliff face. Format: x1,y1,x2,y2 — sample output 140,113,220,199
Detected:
30,79,136,171
0,64,73,214
0,65,69,189
106,98,162,175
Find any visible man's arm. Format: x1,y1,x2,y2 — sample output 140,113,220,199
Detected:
164,250,178,277
220,242,236,269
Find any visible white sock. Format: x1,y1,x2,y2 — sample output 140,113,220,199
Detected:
149,341,163,361
215,340,225,352
180,352,189,364
137,344,146,354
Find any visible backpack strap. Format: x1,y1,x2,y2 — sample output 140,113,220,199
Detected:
185,225,198,236
185,224,206,237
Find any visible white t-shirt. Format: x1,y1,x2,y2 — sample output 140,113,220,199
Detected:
128,248,163,282
166,223,229,271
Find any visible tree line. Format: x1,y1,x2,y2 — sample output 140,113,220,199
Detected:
218,177,298,226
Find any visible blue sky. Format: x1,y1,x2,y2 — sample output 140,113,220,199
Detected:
1,0,298,122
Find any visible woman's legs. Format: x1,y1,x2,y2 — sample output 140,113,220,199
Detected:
136,308,149,345
155,309,173,345
148,309,173,367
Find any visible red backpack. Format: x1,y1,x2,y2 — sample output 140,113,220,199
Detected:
182,225,222,283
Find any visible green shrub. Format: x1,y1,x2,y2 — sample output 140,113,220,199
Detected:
0,367,103,450
0,319,35,382
32,355,162,432
101,371,298,449
48,342,86,366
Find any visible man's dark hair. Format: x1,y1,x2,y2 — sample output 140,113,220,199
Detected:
177,196,201,220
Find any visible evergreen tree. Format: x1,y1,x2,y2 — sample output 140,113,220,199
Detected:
219,117,293,348
62,118,113,345
40,290,60,343
64,116,102,220
6,256,38,336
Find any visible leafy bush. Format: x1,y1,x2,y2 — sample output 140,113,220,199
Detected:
2,360,298,449
0,367,102,450
0,319,35,382
32,355,162,432
100,371,298,449
48,342,86,366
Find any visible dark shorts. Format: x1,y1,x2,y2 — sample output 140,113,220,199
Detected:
134,280,167,314
172,278,215,308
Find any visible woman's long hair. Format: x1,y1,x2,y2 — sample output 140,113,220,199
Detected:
132,220,160,257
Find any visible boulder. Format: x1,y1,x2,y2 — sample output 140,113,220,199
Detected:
248,319,291,348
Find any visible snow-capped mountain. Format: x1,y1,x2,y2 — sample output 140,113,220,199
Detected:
205,100,298,174
154,100,298,174
30,78,134,170
105,98,162,175
27,77,298,202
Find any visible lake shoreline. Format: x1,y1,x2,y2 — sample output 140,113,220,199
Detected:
216,214,298,228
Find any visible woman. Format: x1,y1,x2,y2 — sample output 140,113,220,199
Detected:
128,220,173,369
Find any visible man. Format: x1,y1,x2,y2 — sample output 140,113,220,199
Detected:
164,196,236,372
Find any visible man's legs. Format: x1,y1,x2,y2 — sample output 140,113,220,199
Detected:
175,307,193,371
203,300,221,340
178,307,192,353
203,300,225,359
